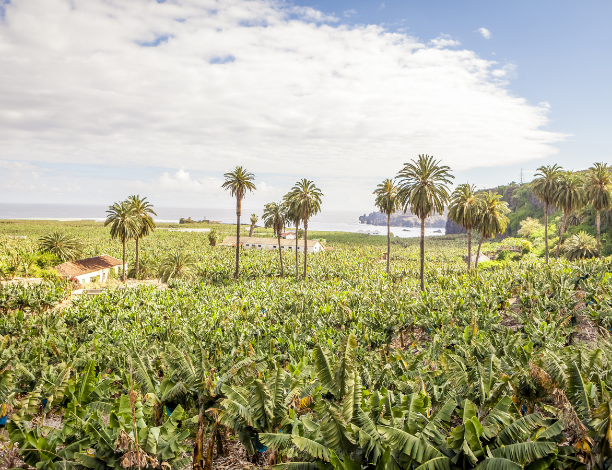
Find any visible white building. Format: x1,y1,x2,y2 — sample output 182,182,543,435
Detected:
281,232,296,239
54,255,126,284
220,236,325,253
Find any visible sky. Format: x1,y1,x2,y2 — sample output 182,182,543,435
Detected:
0,0,610,212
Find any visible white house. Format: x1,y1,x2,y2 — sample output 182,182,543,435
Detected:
54,255,126,284
220,236,325,253
281,232,296,239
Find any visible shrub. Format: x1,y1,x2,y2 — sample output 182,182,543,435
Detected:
208,229,220,247
521,240,533,255
517,217,544,239
496,250,512,261
563,231,598,261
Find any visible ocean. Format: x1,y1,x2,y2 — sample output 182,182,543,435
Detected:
0,203,445,239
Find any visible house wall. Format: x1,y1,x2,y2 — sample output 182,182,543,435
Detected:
73,265,126,284
243,242,321,253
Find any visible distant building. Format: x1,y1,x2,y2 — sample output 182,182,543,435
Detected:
281,231,296,239
54,255,126,284
219,236,325,253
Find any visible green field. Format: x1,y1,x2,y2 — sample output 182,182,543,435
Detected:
1,220,612,470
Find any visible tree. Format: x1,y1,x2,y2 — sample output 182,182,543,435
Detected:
104,201,138,282
563,231,598,261
553,171,586,260
221,167,256,279
373,179,401,274
474,191,510,270
586,162,612,255
127,195,156,279
397,155,453,291
38,231,83,262
263,202,287,277
532,164,562,263
283,195,301,280
248,213,258,237
286,179,323,279
448,183,480,270
158,252,197,282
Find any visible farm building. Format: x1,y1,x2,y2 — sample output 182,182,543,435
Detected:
219,236,325,253
54,255,126,284
281,232,296,239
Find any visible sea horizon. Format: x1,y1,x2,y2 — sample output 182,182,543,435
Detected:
0,203,445,239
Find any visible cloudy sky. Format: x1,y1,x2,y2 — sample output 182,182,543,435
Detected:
1,0,610,211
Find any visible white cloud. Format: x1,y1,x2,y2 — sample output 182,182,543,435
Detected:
343,9,357,18
379,3,385,9
429,34,460,48
0,0,564,208
491,63,517,79
476,27,492,39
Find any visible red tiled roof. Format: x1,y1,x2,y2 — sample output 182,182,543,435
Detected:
54,255,123,277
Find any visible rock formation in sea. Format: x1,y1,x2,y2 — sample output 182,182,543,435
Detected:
358,211,447,228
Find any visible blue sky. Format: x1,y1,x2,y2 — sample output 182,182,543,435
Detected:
0,0,609,212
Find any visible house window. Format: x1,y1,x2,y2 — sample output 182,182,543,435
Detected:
258,245,261,247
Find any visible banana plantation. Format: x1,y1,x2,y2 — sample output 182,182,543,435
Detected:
1,222,612,470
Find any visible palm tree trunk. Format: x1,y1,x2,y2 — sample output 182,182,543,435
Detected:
467,229,472,270
135,237,140,279
475,235,484,270
277,233,284,276
556,212,568,260
122,237,126,282
203,423,217,470
235,199,241,279
193,409,205,470
596,209,601,255
249,223,254,237
295,221,300,280
386,213,391,274
544,202,549,264
420,217,425,291
303,219,308,278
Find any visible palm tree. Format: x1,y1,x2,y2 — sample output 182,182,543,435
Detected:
104,200,138,282
553,171,586,260
38,231,83,262
397,155,453,291
286,179,323,279
448,183,480,270
283,196,301,280
586,163,612,255
474,191,510,270
127,195,157,279
248,213,258,237
158,252,197,282
532,164,562,263
563,231,598,261
373,179,401,274
263,202,287,276
221,167,256,279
